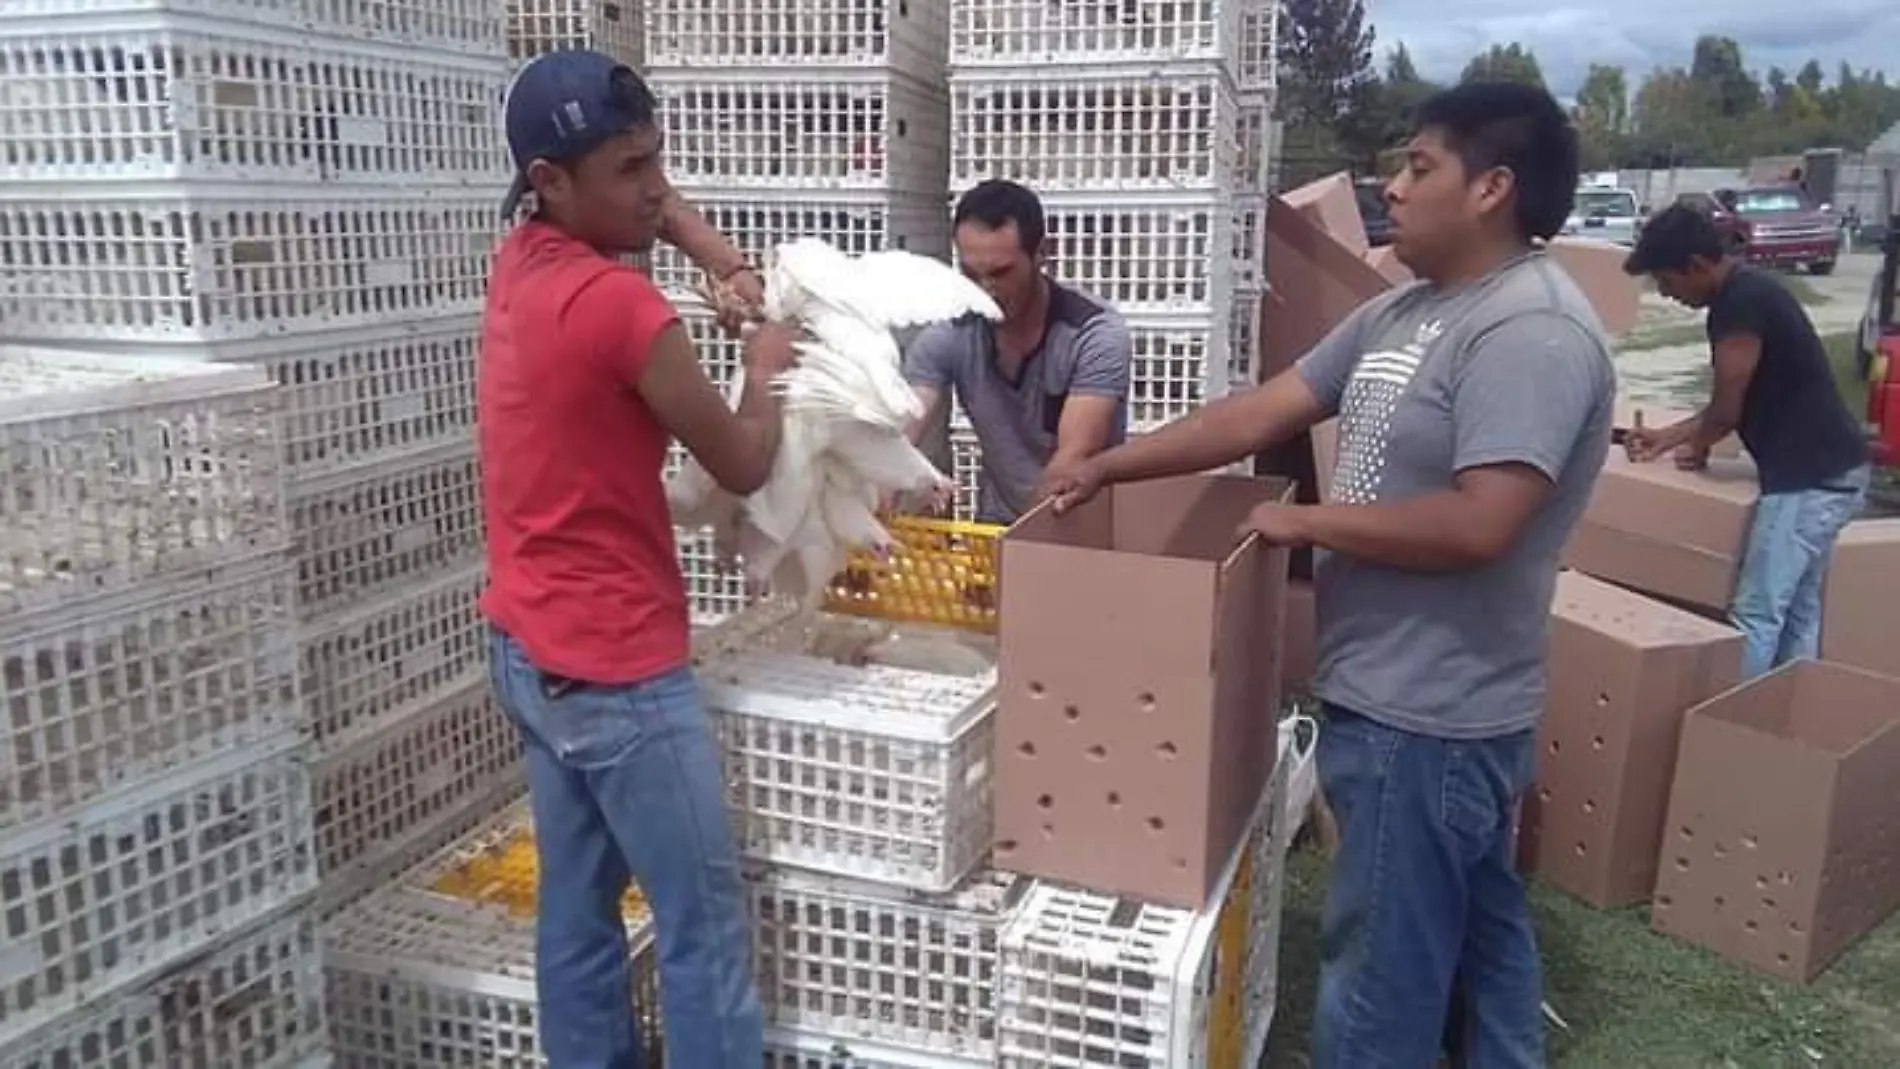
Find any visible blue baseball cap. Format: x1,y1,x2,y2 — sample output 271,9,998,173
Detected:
501,50,659,219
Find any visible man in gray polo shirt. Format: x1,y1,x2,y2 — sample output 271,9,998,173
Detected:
1045,83,1614,1069
902,179,1132,522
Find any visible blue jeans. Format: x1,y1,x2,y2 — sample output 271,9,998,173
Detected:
1731,466,1869,680
488,630,762,1069
1313,706,1543,1069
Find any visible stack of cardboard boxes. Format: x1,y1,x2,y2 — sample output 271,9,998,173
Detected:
1269,172,1900,983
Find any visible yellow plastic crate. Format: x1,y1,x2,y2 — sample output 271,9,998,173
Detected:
429,826,649,921
824,515,1004,633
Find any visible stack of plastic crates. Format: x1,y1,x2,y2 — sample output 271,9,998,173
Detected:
640,0,958,622
0,0,524,921
947,0,1281,427
1,348,327,1067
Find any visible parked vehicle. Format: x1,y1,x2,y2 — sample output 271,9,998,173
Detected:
1355,178,1393,247
1562,186,1642,245
1720,185,1842,275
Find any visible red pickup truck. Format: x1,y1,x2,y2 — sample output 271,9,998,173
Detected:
1676,186,1841,275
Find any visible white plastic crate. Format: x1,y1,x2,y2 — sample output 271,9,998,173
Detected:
697,605,998,892
201,317,480,480
313,678,521,913
650,70,949,195
1236,2,1278,92
324,803,661,1068
949,0,1243,72
13,901,328,1069
1124,316,1229,430
949,65,1241,193
287,441,483,621
0,737,318,1047
0,347,288,618
5,0,508,57
675,300,746,389
300,562,488,755
0,14,510,187
646,0,948,73
764,1026,988,1068
677,526,753,626
1228,287,1259,388
1231,192,1264,290
508,0,643,64
949,424,980,522
1019,194,1236,317
1234,92,1273,193
0,187,500,346
753,865,1028,1060
650,193,950,299
996,737,1290,1069
2,552,299,834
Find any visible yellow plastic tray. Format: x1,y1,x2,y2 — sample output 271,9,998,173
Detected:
429,825,649,921
824,515,1004,633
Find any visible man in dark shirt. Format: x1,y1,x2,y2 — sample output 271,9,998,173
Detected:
1623,205,1870,678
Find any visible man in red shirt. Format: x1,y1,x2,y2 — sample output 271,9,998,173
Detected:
478,50,792,1068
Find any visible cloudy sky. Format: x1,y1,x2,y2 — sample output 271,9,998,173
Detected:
1370,0,1900,98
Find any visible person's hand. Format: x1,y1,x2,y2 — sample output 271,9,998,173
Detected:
741,319,798,380
1039,456,1108,514
1673,441,1711,471
702,267,764,337
1623,409,1666,463
1236,502,1314,547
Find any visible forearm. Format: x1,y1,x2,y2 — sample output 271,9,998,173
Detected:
1298,494,1500,572
1689,404,1737,450
1098,391,1270,486
660,188,748,279
731,372,784,476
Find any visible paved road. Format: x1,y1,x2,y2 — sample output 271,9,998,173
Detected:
1615,251,1880,406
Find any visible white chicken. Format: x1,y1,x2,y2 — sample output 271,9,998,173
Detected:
666,238,1002,606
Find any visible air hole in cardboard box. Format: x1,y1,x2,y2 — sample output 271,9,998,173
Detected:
1040,823,1055,839
1146,817,1165,833
1028,681,1045,698
1157,741,1178,759
1680,826,1694,840
1713,842,1729,858
1018,741,1036,758
1744,920,1758,934
1537,787,1551,803
1591,736,1605,751
1086,744,1107,761
997,839,1019,855
1137,692,1156,712
1574,843,1587,857
1037,794,1053,810
1582,799,1597,814
1063,704,1081,722
1790,920,1803,934
1656,894,1673,908
1595,692,1610,707
1742,835,1758,850
1762,896,1776,909
1107,792,1122,808
1777,952,1791,965
1714,895,1727,907
1548,740,1560,754
1675,856,1689,871
1173,856,1188,870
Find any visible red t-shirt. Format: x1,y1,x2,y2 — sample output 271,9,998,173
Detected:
478,220,689,685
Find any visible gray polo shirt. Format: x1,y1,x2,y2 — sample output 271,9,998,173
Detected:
903,281,1132,523
1296,252,1616,740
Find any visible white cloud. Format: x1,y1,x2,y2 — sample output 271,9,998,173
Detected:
1367,0,1900,97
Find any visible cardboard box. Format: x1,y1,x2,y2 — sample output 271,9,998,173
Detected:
1282,580,1317,695
1562,452,1759,614
1652,660,1900,980
1822,520,1900,681
1281,172,1369,256
994,474,1293,908
1365,244,1412,284
1259,192,1394,385
1546,237,1642,336
1520,572,1743,906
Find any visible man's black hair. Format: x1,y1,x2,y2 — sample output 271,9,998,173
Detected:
1412,82,1580,242
1621,204,1728,275
953,179,1046,253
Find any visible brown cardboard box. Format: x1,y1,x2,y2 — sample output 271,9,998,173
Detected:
1822,520,1900,681
995,474,1293,908
1282,580,1317,695
1258,192,1395,385
1520,572,1743,906
1609,400,1744,459
1652,660,1900,980
1546,237,1642,336
1562,452,1759,614
1365,244,1412,284
1281,172,1369,256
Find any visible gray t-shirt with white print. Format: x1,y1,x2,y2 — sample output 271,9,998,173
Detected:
904,281,1132,523
1296,252,1616,740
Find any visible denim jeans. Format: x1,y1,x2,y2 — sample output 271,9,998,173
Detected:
488,629,762,1069
1731,465,1870,680
1313,705,1543,1069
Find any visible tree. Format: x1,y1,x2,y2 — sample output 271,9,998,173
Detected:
1276,0,1377,129
1688,35,1761,118
1335,44,1440,171
1573,64,1630,170
1459,43,1545,89
1630,67,1705,166
1796,60,1825,97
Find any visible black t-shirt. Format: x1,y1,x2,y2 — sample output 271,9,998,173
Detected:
1704,266,1867,492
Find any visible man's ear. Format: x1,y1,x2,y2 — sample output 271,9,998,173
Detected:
526,157,568,207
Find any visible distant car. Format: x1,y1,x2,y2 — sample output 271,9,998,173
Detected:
1562,187,1642,245
1355,178,1393,247
1722,185,1841,275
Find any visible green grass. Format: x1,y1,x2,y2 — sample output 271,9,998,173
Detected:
1261,842,1900,1068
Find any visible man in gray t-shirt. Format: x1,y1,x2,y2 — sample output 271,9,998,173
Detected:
1042,83,1614,1069
903,179,1132,522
